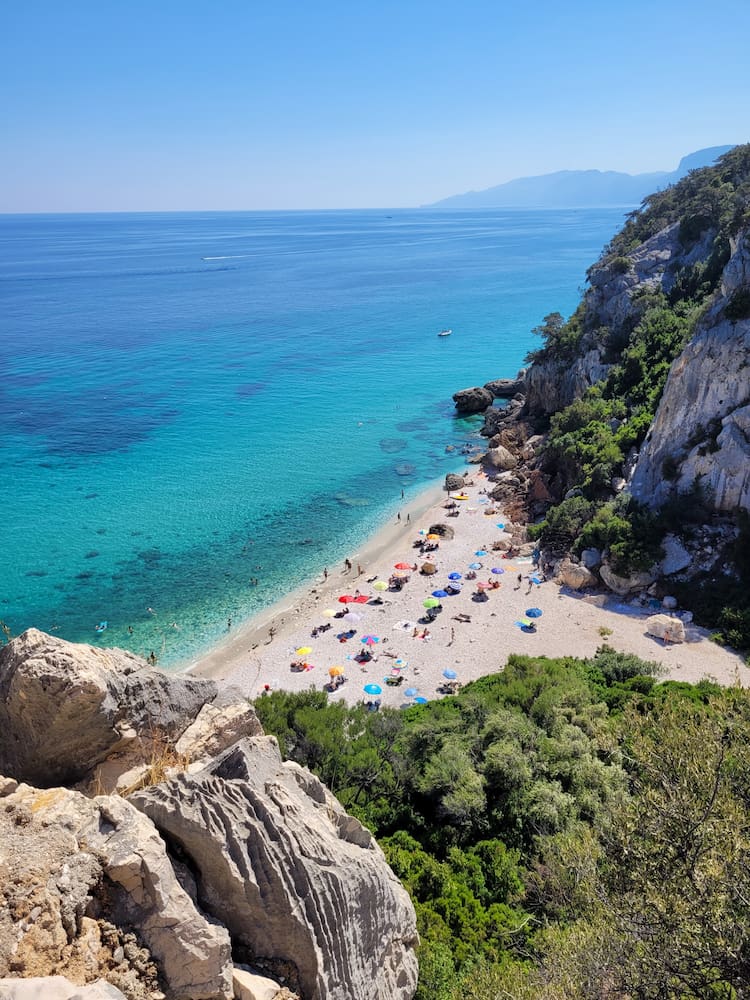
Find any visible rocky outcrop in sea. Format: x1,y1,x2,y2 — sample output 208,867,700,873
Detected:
0,630,419,1000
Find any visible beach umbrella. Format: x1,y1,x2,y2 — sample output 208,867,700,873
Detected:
405,687,418,698
469,562,482,570
504,564,518,572
443,668,458,679
373,580,388,591
338,595,355,603
394,562,412,570
423,597,440,608
296,646,312,656
421,562,437,575
475,549,487,556
364,683,382,695
496,522,505,529
414,696,429,704
395,658,408,667
361,635,380,645
343,612,362,624
531,575,543,585
446,583,461,594
328,666,344,677
518,617,533,627
393,568,410,577
353,594,370,603
321,608,336,618
476,581,488,590
426,533,440,541
526,608,543,618
448,572,462,580
432,589,448,598
491,567,505,575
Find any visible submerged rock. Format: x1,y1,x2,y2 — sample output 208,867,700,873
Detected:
379,438,408,453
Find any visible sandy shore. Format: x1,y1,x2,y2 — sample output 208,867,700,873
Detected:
188,473,749,706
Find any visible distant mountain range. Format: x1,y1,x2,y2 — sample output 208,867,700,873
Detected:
427,146,736,210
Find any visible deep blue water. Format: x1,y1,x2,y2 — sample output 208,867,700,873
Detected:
0,208,626,664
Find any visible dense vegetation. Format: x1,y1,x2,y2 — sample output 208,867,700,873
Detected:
254,652,750,998
524,145,750,646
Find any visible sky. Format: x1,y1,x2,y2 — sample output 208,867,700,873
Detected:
1,0,748,212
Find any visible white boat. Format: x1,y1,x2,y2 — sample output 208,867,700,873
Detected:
437,328,452,337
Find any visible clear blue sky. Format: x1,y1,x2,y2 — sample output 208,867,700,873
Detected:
1,0,748,212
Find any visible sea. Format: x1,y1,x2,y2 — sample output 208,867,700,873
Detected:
0,207,627,666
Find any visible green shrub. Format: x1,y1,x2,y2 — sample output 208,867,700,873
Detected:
725,287,750,321
609,256,632,274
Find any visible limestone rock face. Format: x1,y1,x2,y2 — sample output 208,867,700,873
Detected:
630,231,750,512
131,737,419,1000
0,781,232,1000
0,630,215,786
659,534,693,576
599,562,657,596
645,614,686,643
556,559,598,591
452,386,493,414
525,346,611,418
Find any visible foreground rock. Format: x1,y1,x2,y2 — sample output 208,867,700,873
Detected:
0,977,127,999
0,779,232,999
0,630,215,787
645,614,686,644
132,738,419,1000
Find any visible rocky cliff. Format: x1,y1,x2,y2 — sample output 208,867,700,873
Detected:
0,631,419,1000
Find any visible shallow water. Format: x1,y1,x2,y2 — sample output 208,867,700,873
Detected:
0,207,626,664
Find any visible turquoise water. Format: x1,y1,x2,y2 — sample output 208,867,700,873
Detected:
0,208,625,664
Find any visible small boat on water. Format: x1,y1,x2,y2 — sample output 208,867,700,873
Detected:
437,328,452,337
94,621,108,633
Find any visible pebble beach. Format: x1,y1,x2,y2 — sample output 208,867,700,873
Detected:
189,472,749,706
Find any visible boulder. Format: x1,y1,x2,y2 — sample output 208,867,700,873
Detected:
483,373,526,398
580,548,602,570
0,630,215,787
600,563,657,596
232,967,285,1000
420,562,438,575
452,386,493,414
486,446,517,471
0,781,232,1000
131,737,419,1000
659,534,692,576
0,978,127,999
645,614,686,643
662,595,679,610
556,559,598,591
444,474,465,492
175,688,263,764
428,523,455,540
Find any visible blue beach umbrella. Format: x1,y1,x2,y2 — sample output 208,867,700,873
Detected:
491,567,505,575
526,608,543,618
414,696,429,704
364,683,382,695
448,572,462,580
443,668,458,679
432,589,448,598
496,522,505,529
469,562,482,570
405,687,418,697
475,549,487,556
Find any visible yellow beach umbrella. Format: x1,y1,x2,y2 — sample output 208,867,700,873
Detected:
373,580,388,592
321,609,336,618
296,646,313,656
328,666,344,677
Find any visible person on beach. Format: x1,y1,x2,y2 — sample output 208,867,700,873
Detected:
227,618,232,630
357,563,363,576
515,574,522,591
344,558,352,572
323,567,328,579
397,512,401,522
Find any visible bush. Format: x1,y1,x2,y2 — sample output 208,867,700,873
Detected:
725,287,750,321
609,256,632,274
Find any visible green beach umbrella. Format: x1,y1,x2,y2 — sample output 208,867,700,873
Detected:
423,597,440,608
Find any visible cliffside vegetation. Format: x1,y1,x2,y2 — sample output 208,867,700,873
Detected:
524,145,750,649
255,658,750,998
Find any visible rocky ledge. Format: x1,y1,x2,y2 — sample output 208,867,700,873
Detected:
0,630,419,1000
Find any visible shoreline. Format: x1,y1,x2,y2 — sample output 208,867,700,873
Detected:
185,480,446,679
187,472,750,704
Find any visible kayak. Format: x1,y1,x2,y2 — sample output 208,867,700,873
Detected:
94,621,108,633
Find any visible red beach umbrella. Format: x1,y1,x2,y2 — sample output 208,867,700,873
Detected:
394,562,412,570
353,595,370,604
338,595,355,604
